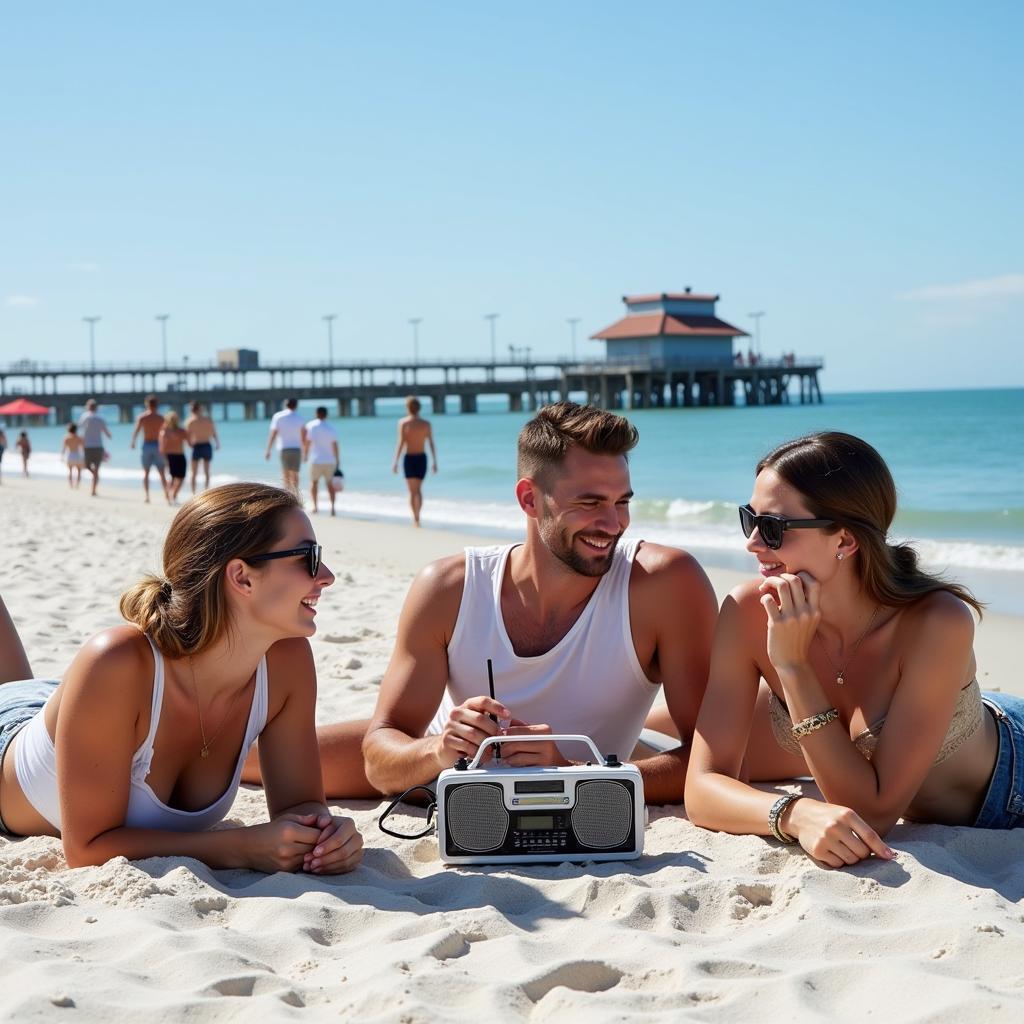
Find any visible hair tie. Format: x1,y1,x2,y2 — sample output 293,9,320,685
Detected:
159,579,172,601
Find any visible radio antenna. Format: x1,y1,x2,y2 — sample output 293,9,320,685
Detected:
487,658,502,761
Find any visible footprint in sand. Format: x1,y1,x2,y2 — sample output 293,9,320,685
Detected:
519,962,623,1002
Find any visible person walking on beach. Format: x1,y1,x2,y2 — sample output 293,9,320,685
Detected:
241,402,717,801
265,398,306,497
392,396,437,526
130,395,170,504
61,423,85,488
0,425,6,483
0,485,363,874
159,411,189,504
304,406,341,516
78,399,111,497
15,431,31,478
683,432,1016,868
185,401,219,494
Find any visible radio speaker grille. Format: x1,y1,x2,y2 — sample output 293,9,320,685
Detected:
446,783,509,853
571,781,633,849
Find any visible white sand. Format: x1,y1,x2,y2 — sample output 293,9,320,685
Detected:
2,477,1023,1021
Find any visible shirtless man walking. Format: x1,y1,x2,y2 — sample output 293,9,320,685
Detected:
185,401,220,494
129,396,170,503
392,396,437,526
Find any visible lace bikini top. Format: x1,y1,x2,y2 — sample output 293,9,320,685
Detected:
768,677,983,766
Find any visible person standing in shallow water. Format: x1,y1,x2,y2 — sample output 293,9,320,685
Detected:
61,423,85,488
185,401,220,494
392,396,437,526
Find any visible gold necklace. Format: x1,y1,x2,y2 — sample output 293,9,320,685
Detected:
187,656,247,758
815,605,880,686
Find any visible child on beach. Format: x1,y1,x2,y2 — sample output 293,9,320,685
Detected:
685,432,1016,867
61,423,85,488
0,483,362,875
159,411,189,503
15,431,30,477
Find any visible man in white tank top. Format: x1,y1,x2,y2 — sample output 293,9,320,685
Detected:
361,402,718,805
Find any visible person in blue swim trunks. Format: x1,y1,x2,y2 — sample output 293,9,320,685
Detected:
685,431,1021,868
392,396,437,526
129,395,170,504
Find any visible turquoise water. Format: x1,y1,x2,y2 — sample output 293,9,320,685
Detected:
9,388,1023,609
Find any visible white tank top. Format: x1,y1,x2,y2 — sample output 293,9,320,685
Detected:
430,540,659,760
14,637,268,833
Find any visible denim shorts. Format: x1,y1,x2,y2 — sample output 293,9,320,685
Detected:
973,691,1024,829
0,680,59,836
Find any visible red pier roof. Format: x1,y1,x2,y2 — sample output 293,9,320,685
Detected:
591,312,748,341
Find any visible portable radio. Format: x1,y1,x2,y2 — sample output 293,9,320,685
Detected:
436,734,645,865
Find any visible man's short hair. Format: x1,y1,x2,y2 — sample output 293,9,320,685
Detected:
517,401,638,487
285,398,298,410
190,400,202,413
315,406,328,418
405,396,421,414
145,394,158,409
86,398,97,411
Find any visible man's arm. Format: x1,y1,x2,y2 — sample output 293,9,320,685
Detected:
362,555,473,793
628,544,718,805
129,416,142,448
264,427,277,460
427,425,438,472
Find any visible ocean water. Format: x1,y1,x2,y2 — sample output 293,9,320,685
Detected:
7,388,1023,611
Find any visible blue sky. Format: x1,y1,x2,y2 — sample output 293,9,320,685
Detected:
2,1,1021,391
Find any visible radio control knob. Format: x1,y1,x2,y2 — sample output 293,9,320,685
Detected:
604,754,621,767
453,757,469,771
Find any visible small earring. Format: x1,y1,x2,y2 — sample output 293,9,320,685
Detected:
836,553,844,561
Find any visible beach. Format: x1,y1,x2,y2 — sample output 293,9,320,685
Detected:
2,476,1023,1021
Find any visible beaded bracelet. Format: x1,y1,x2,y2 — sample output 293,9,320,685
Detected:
791,707,840,740
768,794,800,844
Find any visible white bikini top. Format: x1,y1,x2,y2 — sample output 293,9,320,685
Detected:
15,637,268,833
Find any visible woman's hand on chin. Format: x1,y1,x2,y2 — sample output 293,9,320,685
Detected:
786,798,896,868
759,571,821,674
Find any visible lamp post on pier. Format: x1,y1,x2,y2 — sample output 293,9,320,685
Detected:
155,314,170,368
748,311,765,359
322,314,337,366
484,313,499,364
566,317,580,361
82,316,101,372
408,317,422,364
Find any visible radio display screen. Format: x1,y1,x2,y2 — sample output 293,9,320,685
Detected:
517,815,554,830
514,780,565,794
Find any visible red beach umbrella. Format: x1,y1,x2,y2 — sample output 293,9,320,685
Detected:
0,398,51,415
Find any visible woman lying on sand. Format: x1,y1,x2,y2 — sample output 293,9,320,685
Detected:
685,431,1020,867
0,482,362,874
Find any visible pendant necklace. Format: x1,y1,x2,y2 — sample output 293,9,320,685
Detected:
815,605,880,686
188,656,246,758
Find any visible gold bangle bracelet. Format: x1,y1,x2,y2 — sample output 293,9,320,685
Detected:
791,707,840,740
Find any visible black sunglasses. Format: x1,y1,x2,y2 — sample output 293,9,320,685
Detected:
738,504,835,550
247,543,322,578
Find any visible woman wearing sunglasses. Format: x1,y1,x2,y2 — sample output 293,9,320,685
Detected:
0,482,363,874
684,431,1017,867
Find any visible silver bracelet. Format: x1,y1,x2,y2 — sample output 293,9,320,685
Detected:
791,707,840,740
768,794,800,844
